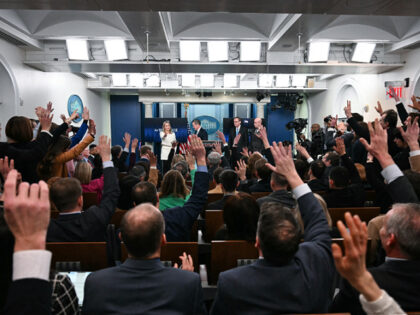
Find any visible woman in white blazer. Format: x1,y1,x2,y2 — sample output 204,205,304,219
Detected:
160,120,176,174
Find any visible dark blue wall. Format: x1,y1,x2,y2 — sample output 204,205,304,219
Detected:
266,95,295,144
110,95,141,146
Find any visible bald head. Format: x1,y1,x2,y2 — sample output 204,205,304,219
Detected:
254,118,262,129
120,204,165,259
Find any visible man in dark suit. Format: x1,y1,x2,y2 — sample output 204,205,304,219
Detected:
257,172,296,209
307,160,327,192
249,117,264,153
192,119,208,140
248,159,272,193
207,170,238,210
132,135,209,241
229,117,248,152
330,119,420,314
47,135,120,242
82,204,206,314
211,142,334,315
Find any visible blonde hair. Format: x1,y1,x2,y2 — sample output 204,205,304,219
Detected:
171,154,185,167
74,161,92,185
162,120,172,134
160,170,189,199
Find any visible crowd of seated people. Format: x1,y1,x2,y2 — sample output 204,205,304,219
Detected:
0,91,419,315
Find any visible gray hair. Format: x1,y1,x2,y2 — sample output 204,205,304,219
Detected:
208,151,221,166
173,161,189,178
386,203,420,260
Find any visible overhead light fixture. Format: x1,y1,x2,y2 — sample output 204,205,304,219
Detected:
240,41,261,61
308,42,330,62
200,74,215,87
181,74,196,87
352,43,376,63
207,41,229,62
291,75,307,87
66,39,89,61
145,73,160,87
179,41,201,61
112,73,127,86
224,74,238,88
129,74,143,87
275,74,290,88
83,72,97,79
104,39,128,61
258,74,273,88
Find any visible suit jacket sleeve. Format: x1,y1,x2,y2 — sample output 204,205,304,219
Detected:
117,150,129,171
163,171,209,241
396,102,408,124
70,120,88,148
89,166,120,226
330,277,363,314
348,117,369,141
55,134,94,164
148,168,159,187
210,275,229,315
386,175,419,203
3,279,52,315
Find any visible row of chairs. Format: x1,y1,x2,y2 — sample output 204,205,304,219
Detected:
46,238,369,285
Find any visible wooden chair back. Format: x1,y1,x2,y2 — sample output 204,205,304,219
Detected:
205,193,224,210
82,192,99,210
46,242,108,271
121,242,199,272
204,210,224,242
329,207,380,226
210,240,258,284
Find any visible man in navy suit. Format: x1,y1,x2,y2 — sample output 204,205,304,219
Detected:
82,203,206,314
210,141,335,315
192,119,208,140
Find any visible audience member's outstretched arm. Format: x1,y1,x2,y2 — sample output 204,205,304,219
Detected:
345,101,370,141
147,151,159,187
400,116,420,173
69,107,89,148
334,137,362,184
266,142,330,244
256,127,274,165
3,170,52,315
332,213,406,315
360,119,418,203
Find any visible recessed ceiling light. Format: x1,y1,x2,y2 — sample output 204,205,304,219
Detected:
66,39,89,61
104,39,128,61
179,41,201,61
208,41,229,62
308,42,330,62
352,43,376,63
240,41,261,62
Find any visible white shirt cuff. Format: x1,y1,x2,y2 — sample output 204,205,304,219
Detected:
380,164,403,184
307,157,314,164
409,150,420,157
40,130,53,137
292,184,311,199
123,147,129,153
103,161,114,168
13,250,52,281
359,290,405,315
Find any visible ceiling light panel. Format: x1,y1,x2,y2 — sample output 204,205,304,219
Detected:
224,74,238,88
104,39,128,61
179,41,201,61
275,74,290,88
308,42,330,62
240,41,261,62
200,74,215,87
259,74,273,88
129,74,143,87
207,41,229,62
66,39,89,61
291,75,307,87
181,74,196,87
112,73,127,86
145,73,160,87
352,43,376,63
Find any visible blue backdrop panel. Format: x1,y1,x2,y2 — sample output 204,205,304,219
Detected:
144,118,189,143
110,95,141,147
267,96,294,144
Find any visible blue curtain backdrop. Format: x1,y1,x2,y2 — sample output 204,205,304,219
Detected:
110,95,141,146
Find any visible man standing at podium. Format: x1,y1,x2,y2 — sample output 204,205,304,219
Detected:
192,119,208,141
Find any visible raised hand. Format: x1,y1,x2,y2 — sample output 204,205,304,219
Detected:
388,86,400,103
295,143,310,159
97,135,111,162
40,110,53,131
0,156,14,181
240,147,249,158
88,119,96,136
68,110,79,123
190,135,206,166
333,137,346,156
213,142,222,155
216,130,227,144
235,159,247,181
147,151,157,168
330,114,338,128
374,101,383,115
82,106,90,121
123,132,131,149
360,119,393,169
3,170,50,252
266,142,302,189
185,150,196,170
408,95,420,112
171,141,178,149
174,252,194,272
401,116,420,151
131,138,139,152
344,100,353,118
233,133,241,146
